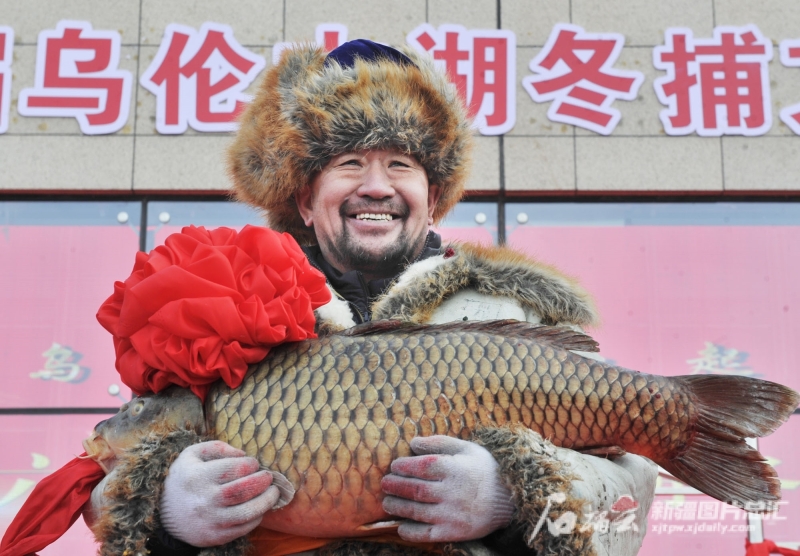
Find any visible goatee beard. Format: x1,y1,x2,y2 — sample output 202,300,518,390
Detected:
322,227,423,280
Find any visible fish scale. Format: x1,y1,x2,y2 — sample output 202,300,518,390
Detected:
207,322,704,537
83,320,797,542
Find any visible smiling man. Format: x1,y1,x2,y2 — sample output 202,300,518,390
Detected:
295,149,440,285
91,40,657,556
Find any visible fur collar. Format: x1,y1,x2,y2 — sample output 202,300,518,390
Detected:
371,242,599,327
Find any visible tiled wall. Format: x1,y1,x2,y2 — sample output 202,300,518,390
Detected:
1,0,799,194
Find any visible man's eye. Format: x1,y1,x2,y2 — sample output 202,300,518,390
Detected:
341,159,361,166
389,161,410,168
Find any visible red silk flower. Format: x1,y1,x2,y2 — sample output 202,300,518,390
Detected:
97,225,330,402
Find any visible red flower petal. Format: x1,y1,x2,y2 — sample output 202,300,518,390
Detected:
97,225,331,402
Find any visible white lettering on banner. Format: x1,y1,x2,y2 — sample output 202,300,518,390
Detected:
0,27,12,134
522,23,644,135
654,26,773,136
779,38,800,135
17,21,133,135
140,22,265,134
407,24,516,135
272,23,348,65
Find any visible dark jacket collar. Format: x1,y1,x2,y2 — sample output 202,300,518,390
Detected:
302,231,442,323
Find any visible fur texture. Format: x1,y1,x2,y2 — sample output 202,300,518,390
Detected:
371,243,599,328
314,284,357,336
473,426,597,556
227,44,473,245
92,426,250,556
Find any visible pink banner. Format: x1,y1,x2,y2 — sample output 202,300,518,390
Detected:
509,224,800,553
0,415,104,554
0,225,139,408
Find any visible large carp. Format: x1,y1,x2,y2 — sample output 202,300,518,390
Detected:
89,320,799,538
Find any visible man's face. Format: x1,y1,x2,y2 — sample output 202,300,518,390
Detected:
295,149,441,279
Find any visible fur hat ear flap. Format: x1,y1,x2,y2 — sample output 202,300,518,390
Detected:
227,41,474,245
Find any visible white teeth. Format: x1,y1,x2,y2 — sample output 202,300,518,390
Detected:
356,213,394,221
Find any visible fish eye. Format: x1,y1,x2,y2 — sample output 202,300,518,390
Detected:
130,400,145,416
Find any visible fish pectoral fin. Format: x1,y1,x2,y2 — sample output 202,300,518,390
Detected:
264,469,295,510
576,445,627,458
355,520,403,533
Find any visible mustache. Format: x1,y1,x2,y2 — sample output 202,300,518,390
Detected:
339,200,410,218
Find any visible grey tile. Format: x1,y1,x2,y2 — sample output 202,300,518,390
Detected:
576,136,723,191
140,0,283,46
501,0,570,46
504,136,574,191
714,0,800,42
0,0,140,45
465,135,500,191
285,0,426,45
723,137,800,190
572,0,714,46
134,134,232,191
769,47,800,136
0,135,133,190
428,0,497,29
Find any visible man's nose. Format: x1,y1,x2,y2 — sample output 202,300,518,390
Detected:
357,162,395,198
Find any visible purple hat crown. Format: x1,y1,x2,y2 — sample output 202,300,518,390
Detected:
324,39,416,69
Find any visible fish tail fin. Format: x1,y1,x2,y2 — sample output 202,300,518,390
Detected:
659,375,799,508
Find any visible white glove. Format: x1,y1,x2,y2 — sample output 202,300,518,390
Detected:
160,440,280,547
381,435,515,542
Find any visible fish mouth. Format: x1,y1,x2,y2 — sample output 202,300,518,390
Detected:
82,432,117,474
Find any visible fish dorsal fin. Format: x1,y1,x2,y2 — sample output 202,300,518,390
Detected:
339,320,430,337
339,319,599,352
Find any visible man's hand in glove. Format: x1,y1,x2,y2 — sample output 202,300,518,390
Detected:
160,440,279,547
381,436,515,542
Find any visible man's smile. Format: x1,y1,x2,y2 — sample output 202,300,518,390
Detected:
355,213,395,221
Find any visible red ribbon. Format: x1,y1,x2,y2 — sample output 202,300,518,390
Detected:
746,540,800,556
0,455,105,556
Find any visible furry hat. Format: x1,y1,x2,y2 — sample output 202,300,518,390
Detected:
227,40,474,245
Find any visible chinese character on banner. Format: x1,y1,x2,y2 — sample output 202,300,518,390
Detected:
654,26,773,136
686,341,756,377
29,343,91,384
141,22,265,134
272,23,348,65
408,24,516,135
522,24,643,135
779,39,800,134
0,27,13,134
17,20,132,135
